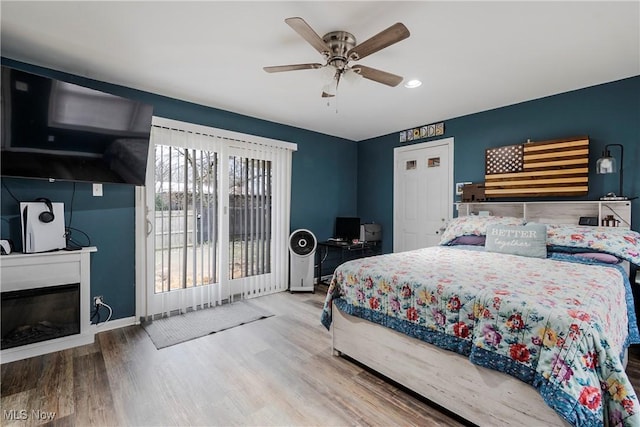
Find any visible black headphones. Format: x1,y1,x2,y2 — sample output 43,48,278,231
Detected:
35,198,55,223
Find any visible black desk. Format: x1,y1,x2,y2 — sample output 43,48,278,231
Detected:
316,241,381,285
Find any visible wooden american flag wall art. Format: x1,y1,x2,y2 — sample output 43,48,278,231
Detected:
484,136,589,198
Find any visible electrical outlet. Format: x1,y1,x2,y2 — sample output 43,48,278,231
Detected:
92,183,103,197
94,296,104,307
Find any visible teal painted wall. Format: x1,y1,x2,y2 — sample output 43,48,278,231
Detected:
1,178,137,319
0,58,357,321
3,56,637,321
358,76,640,254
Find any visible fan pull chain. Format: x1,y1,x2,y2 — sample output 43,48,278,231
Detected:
326,96,339,114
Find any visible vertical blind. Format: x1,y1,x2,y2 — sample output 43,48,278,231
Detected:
228,156,272,280
147,118,296,316
153,143,219,293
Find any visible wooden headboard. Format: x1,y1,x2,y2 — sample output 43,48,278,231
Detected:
456,200,633,277
456,200,631,229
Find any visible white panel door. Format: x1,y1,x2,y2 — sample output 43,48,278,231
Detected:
394,138,453,252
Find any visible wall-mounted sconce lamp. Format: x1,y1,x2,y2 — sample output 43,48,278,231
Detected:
596,143,626,200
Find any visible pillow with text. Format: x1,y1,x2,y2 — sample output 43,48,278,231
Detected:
485,223,547,259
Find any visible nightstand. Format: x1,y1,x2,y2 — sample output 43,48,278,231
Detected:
316,240,381,285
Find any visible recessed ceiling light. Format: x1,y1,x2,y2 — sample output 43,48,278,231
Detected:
404,79,422,89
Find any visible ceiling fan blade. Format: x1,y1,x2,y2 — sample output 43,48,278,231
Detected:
351,65,403,87
285,17,330,56
263,63,323,73
347,23,410,61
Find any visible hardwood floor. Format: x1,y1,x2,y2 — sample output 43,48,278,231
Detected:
2,289,640,426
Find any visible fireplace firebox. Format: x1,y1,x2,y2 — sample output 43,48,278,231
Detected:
1,283,80,350
0,247,96,363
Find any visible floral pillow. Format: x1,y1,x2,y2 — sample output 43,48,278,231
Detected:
546,224,640,266
439,215,524,246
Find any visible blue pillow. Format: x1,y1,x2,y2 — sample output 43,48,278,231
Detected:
485,223,547,259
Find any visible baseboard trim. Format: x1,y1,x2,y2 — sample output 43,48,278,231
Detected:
91,316,137,334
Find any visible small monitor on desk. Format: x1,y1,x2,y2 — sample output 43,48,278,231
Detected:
334,217,360,242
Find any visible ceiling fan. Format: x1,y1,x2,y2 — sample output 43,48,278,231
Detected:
264,17,410,97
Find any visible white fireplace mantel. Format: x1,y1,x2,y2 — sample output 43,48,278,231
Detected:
0,247,97,364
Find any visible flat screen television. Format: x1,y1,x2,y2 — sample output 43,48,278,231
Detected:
335,217,360,241
1,65,154,185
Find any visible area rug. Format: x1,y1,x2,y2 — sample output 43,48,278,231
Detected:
141,300,274,349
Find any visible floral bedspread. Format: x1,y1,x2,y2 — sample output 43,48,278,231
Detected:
321,246,640,426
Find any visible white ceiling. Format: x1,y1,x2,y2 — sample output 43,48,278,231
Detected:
1,1,639,142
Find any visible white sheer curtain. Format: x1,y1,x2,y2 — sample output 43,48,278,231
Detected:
144,117,296,317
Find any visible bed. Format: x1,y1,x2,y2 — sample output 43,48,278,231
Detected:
321,216,640,426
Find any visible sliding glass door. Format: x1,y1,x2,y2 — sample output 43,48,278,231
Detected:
148,143,221,316
142,118,294,318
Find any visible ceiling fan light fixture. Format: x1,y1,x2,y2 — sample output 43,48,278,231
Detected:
322,80,338,97
404,79,422,89
343,68,363,85
320,65,337,82
266,17,411,98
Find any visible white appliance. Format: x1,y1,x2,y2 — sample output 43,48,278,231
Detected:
20,200,66,253
359,223,382,242
288,229,317,292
